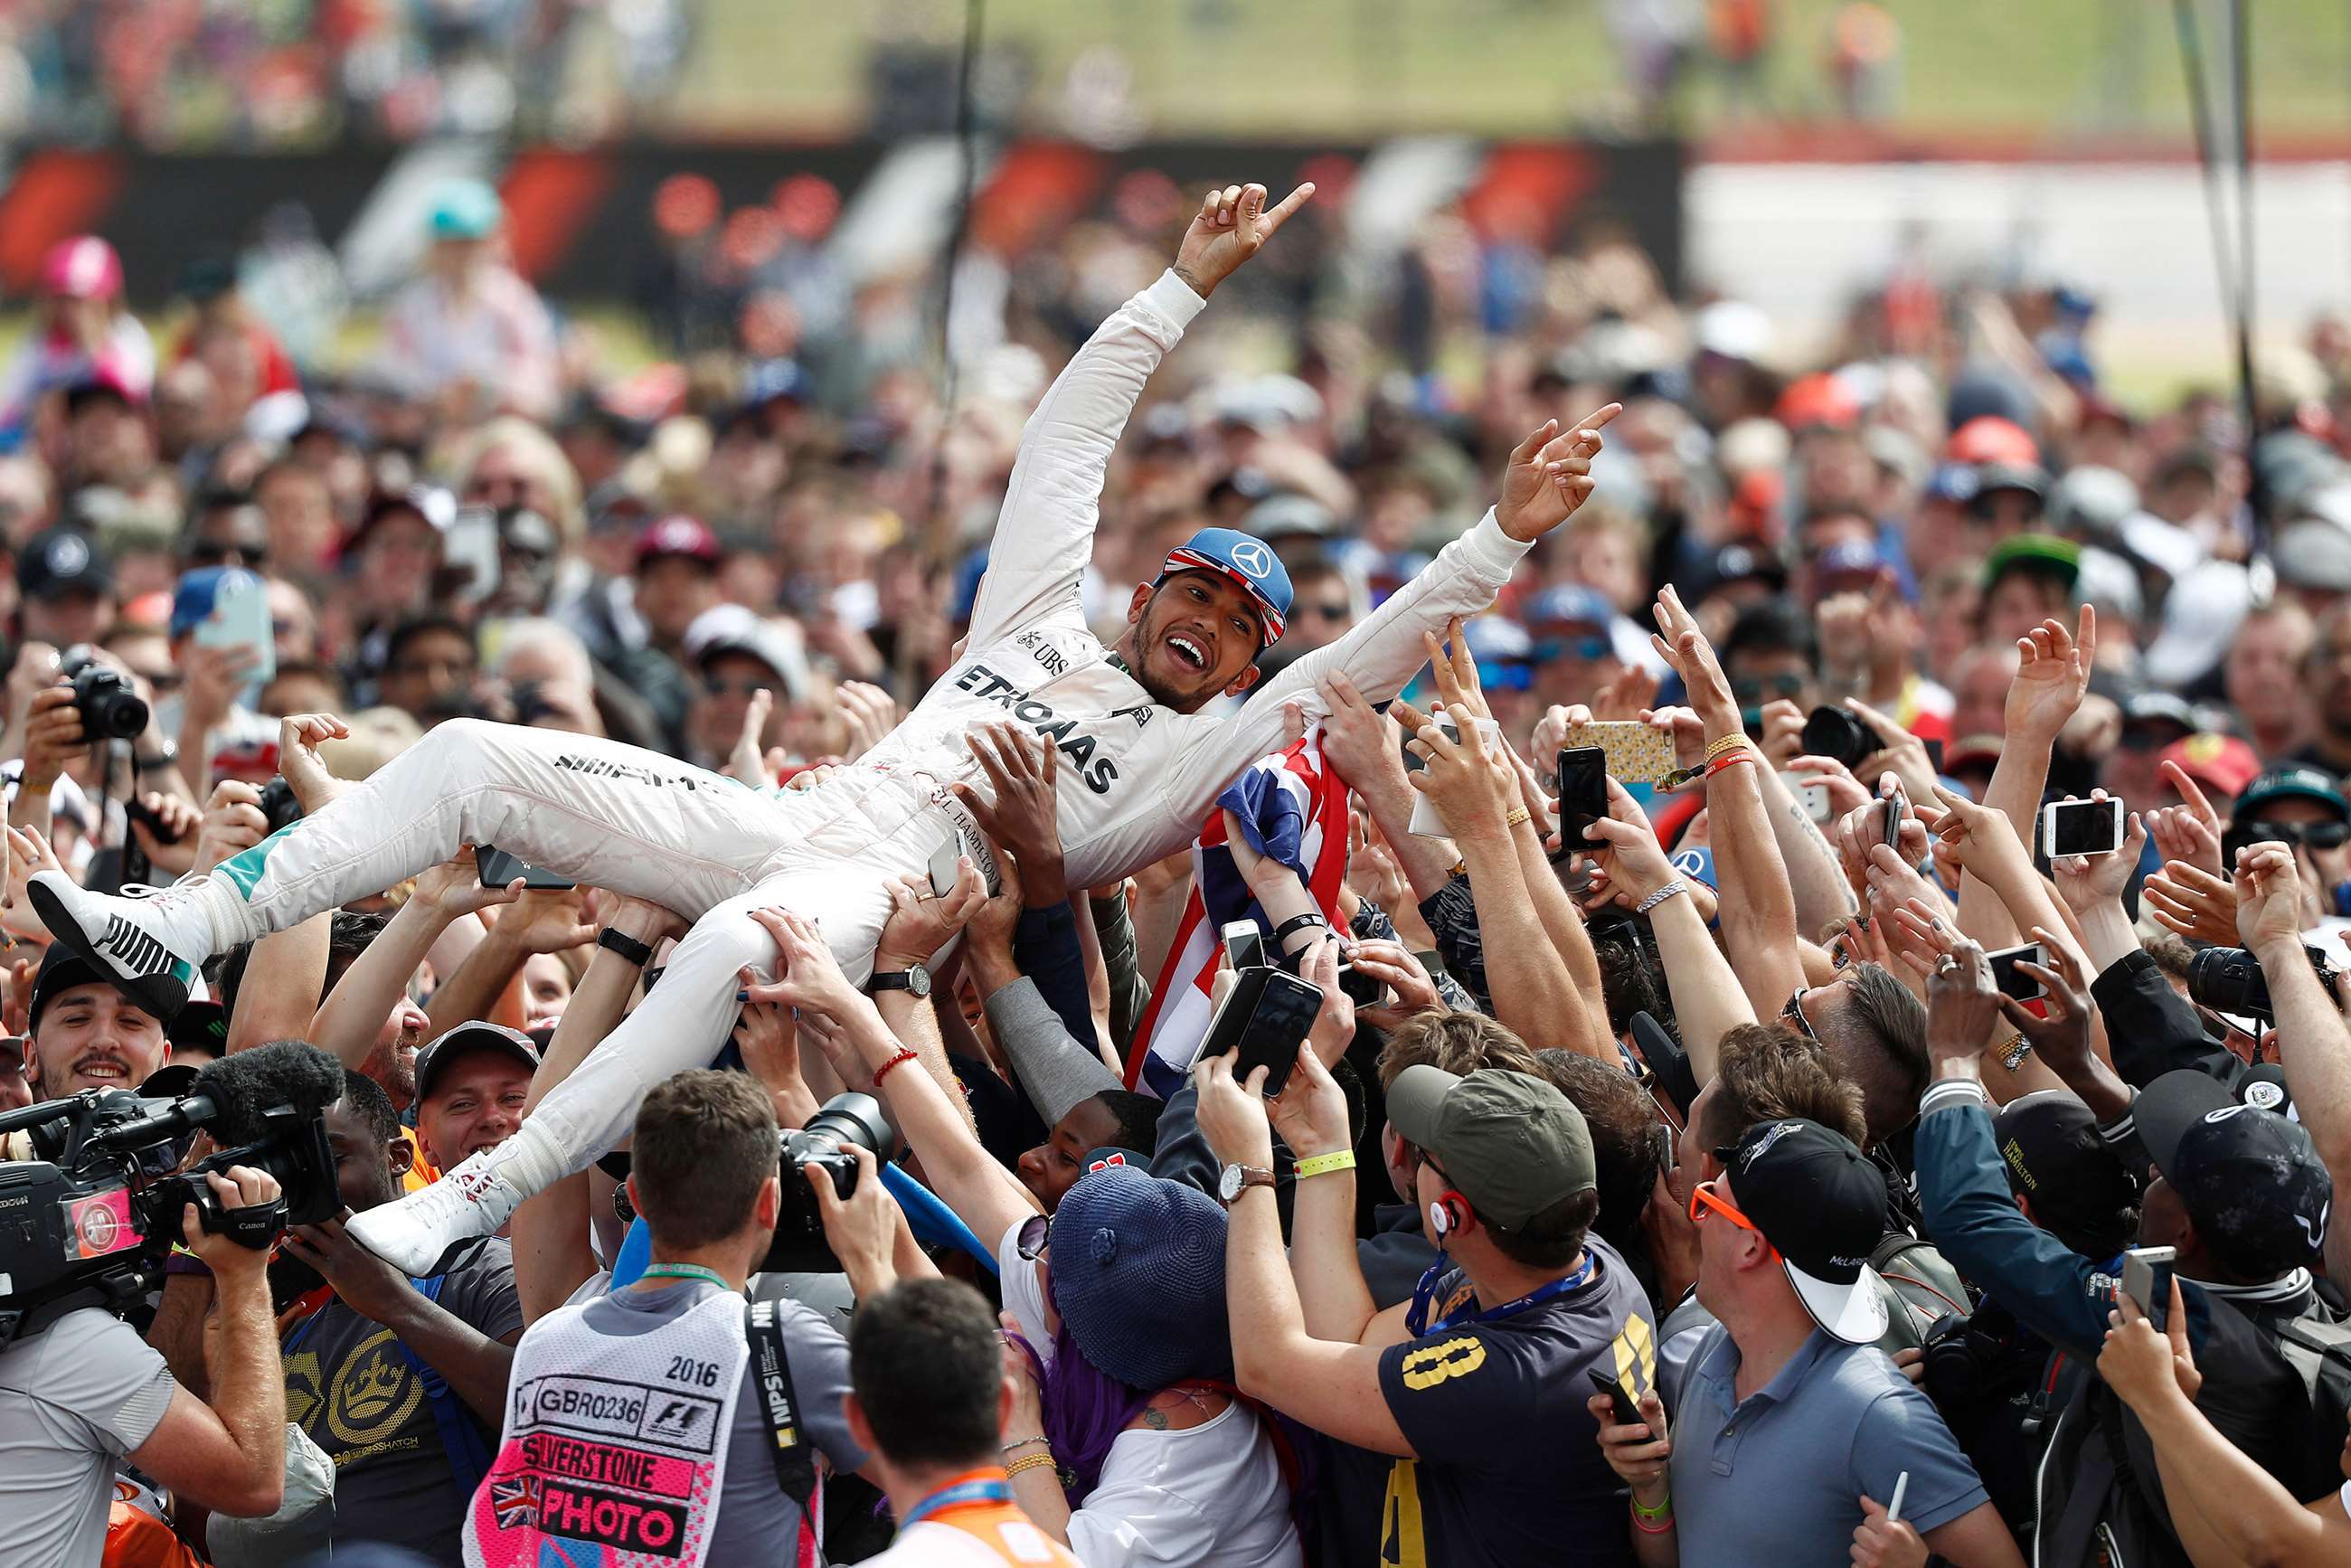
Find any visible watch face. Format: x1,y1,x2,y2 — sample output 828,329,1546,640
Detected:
1218,1164,1242,1203
907,965,931,997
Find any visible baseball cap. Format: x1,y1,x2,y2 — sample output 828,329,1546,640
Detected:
1386,1065,1597,1230
2233,766,2351,826
636,514,723,570
18,527,111,602
169,565,265,638
739,358,810,418
413,1022,540,1103
1157,527,1291,647
2272,518,2351,592
2131,1069,2330,1276
430,178,504,241
1241,493,1338,543
354,485,456,544
1993,1091,2139,1259
685,602,811,703
42,236,123,301
1523,583,1617,632
1775,373,1860,432
166,999,229,1060
1972,462,2051,509
2120,690,2197,737
1982,532,2079,591
29,942,115,1034
2158,733,2261,799
1944,415,2038,468
1725,1117,1890,1345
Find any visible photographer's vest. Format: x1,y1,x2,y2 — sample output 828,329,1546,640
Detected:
465,1288,780,1568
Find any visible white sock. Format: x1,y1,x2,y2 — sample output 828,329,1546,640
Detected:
190,875,262,957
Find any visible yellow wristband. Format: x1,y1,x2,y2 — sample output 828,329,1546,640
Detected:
1704,733,1751,761
1293,1148,1357,1180
1505,806,1531,827
1006,1451,1058,1478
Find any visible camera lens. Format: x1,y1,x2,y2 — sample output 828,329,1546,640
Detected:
801,1092,889,1157
1800,705,1871,769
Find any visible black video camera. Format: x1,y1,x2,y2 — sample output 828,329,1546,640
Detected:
0,1041,343,1340
2186,943,2342,1023
770,1093,891,1272
60,645,148,742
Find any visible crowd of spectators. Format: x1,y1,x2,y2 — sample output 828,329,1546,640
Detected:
4,155,2351,1568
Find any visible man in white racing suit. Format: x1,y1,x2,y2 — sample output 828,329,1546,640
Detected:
25,178,1620,1275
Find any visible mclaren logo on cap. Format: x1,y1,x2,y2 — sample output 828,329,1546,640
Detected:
1227,540,1274,579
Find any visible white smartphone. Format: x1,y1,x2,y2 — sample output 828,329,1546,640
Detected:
1409,714,1504,836
927,835,962,896
191,566,275,694
1221,919,1266,971
2043,797,2126,859
1782,771,1835,825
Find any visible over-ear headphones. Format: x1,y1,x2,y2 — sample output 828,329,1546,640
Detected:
1429,1193,1468,1237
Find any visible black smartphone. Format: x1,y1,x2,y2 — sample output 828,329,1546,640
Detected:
478,845,576,891
1986,942,2047,1002
1558,746,1608,849
1631,1011,1697,1120
1883,784,1909,850
1923,737,1946,772
1587,1367,1643,1427
1222,920,1266,972
1201,967,1324,1095
2122,1245,2176,1331
1336,960,1383,1008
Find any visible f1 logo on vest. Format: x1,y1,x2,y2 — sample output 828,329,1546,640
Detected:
1228,540,1274,579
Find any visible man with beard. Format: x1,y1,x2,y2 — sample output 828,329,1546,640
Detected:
32,178,1625,1278
22,943,169,1098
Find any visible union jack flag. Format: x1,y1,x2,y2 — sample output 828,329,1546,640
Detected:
1124,727,1348,1098
489,1473,543,1530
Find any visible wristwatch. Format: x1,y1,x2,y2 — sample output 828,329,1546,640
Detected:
1217,1163,1275,1206
867,963,931,998
597,928,655,967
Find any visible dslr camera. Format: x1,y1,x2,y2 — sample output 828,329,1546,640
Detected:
0,1042,342,1339
618,1091,895,1273
61,645,148,742
2187,943,2342,1023
770,1093,892,1271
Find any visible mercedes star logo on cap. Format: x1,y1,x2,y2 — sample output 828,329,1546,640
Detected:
1229,540,1273,578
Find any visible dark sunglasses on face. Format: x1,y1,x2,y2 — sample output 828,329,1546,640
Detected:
187,543,264,567
1733,672,1808,705
2229,819,2351,856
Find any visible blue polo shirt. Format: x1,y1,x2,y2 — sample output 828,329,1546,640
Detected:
1663,1322,1987,1560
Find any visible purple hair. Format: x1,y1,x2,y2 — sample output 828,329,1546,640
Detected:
1002,1272,1152,1502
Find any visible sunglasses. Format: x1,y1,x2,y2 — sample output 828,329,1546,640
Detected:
186,543,265,568
1732,673,1809,705
1688,1178,1777,1256
704,675,770,699
2233,819,2351,852
1782,987,1824,1045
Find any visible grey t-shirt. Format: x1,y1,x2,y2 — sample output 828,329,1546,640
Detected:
282,1237,525,1567
580,1278,867,1564
0,1307,176,1568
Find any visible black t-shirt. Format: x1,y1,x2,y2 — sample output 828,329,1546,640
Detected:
1320,1235,1656,1568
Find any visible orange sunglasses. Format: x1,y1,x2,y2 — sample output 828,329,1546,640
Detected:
1688,1179,1779,1257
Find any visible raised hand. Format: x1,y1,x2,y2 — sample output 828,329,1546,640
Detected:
874,864,987,972
952,723,1065,906
278,712,352,813
1496,405,1623,543
1648,585,1736,730
1172,181,1315,298
1999,927,2097,1081
2234,840,2307,952
1924,935,2005,1063
1423,619,1491,723
2051,798,2147,915
2143,860,2240,946
2005,609,2098,743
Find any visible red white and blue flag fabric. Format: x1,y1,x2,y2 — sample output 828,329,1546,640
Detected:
1124,727,1349,1099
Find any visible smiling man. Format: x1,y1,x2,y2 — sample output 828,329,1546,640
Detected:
25,944,169,1097
411,1023,539,1172
32,177,1624,1277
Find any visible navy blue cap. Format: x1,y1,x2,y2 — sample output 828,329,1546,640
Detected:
170,565,263,638
1051,1164,1232,1388
1158,528,1291,646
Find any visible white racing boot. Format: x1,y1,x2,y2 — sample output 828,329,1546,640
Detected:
347,1119,569,1275
27,869,226,1017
